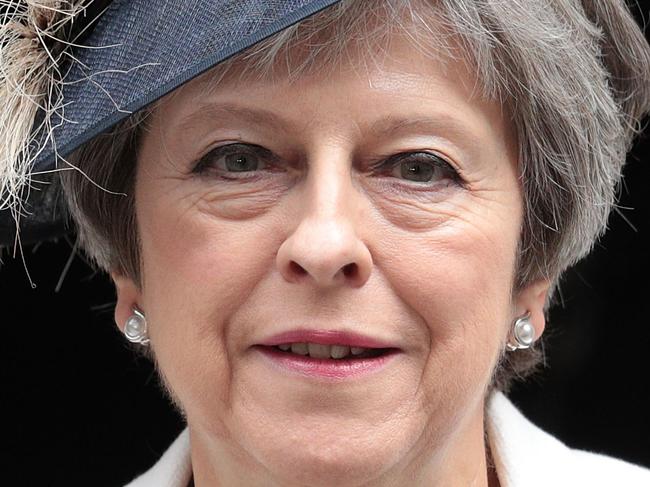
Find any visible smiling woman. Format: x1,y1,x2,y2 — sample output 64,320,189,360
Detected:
112,41,524,484
2,0,650,486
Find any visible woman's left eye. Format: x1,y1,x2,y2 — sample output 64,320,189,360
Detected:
379,152,461,186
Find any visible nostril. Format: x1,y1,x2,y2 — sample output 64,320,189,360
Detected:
289,261,307,276
342,263,357,278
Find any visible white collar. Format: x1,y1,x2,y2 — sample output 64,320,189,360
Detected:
125,391,650,486
124,427,192,487
485,391,650,487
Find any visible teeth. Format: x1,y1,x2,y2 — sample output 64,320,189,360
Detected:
278,343,370,359
330,345,350,359
308,343,331,359
290,343,309,355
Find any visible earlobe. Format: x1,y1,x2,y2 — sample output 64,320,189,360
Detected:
514,279,551,342
111,272,143,334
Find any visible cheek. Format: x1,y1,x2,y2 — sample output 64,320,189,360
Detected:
368,191,521,428
136,196,282,434
137,178,284,323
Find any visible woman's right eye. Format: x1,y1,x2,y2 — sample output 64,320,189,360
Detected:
192,143,275,178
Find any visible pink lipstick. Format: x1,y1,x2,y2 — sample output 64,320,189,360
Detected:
258,329,396,349
254,329,401,380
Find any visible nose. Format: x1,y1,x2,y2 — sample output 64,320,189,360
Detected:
276,171,373,289
277,218,373,288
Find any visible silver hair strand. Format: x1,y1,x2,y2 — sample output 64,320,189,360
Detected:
0,0,89,244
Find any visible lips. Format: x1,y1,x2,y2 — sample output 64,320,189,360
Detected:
257,329,398,349
253,329,401,379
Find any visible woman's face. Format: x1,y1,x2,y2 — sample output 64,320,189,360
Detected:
115,35,547,486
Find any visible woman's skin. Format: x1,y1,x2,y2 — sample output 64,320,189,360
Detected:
113,33,549,487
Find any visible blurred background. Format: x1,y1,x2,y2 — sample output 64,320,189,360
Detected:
2,2,649,486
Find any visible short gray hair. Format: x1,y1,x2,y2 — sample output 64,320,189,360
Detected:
59,0,650,389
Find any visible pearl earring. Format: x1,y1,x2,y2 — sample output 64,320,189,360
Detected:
506,314,535,351
123,308,150,345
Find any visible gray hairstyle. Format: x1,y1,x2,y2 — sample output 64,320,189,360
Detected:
57,0,650,389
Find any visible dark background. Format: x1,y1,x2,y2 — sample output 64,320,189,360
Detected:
2,4,650,487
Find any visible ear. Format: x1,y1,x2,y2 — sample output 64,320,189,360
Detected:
513,279,550,341
111,272,144,334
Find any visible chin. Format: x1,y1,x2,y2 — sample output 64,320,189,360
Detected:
252,438,407,486
223,412,426,487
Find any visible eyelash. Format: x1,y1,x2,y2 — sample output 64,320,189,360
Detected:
192,142,464,188
192,143,278,178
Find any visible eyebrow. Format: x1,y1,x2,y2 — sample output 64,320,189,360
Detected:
369,115,482,149
175,102,291,135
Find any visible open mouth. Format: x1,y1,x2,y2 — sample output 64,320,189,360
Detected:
256,343,397,360
253,330,401,378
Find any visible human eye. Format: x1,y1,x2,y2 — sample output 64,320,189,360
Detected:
191,143,278,179
374,151,463,188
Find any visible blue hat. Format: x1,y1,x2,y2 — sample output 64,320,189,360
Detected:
0,0,340,245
